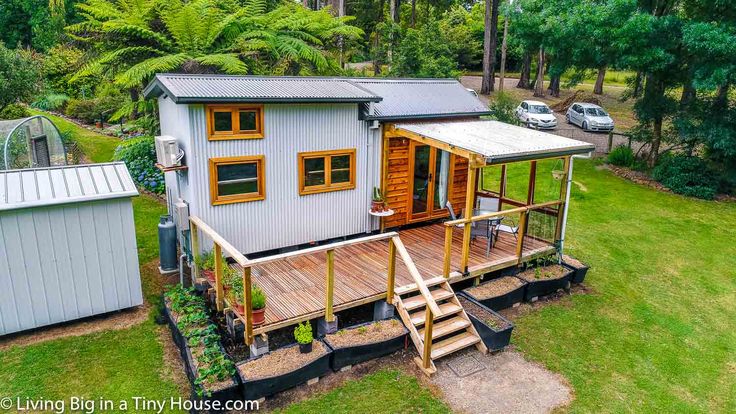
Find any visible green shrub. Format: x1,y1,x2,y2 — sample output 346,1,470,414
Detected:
113,136,164,194
65,94,125,124
652,154,719,200
251,284,266,310
488,93,520,126
607,145,635,167
31,93,70,111
0,103,30,119
294,322,313,345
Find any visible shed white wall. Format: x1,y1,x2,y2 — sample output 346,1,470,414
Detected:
162,102,380,254
0,198,142,335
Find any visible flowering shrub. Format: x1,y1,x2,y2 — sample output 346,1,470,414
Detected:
113,135,164,194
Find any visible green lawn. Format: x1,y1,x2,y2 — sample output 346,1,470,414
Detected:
29,109,121,163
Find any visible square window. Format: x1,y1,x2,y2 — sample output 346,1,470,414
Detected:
209,156,265,205
213,111,233,132
304,157,326,187
298,149,355,195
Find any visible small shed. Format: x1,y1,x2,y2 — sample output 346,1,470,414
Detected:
0,162,142,335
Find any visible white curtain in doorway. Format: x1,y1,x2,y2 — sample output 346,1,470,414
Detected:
438,150,450,208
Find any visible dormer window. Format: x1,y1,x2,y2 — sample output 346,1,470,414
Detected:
207,104,264,140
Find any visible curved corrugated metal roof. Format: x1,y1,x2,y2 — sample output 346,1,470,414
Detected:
0,162,138,211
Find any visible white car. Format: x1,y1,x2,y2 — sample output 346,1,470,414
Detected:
515,100,557,129
566,102,614,132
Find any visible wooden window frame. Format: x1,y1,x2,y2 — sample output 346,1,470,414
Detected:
206,104,265,140
209,155,266,205
298,149,356,195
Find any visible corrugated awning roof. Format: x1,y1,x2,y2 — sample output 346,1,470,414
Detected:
0,162,138,211
394,120,595,164
352,78,491,120
143,74,382,104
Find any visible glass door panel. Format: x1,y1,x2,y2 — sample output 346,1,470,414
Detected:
411,145,431,215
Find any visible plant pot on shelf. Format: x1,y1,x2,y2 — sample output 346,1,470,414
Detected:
252,307,266,326
299,341,313,354
201,269,216,284
233,302,245,315
370,200,384,213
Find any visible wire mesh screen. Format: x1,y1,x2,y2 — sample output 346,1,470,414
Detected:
525,209,559,244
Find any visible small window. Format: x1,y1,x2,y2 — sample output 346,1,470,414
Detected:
209,156,265,205
298,149,356,195
207,105,264,140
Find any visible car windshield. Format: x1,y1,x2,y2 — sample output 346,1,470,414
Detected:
529,105,551,114
585,108,608,116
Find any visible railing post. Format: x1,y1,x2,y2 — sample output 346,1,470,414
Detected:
515,210,529,264
422,305,434,369
443,225,453,278
190,221,199,280
242,266,253,345
387,240,396,303
214,243,224,311
325,249,335,322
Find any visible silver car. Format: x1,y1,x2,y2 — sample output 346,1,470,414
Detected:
566,102,614,132
515,100,557,129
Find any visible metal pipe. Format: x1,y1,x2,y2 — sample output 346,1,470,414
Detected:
179,254,186,285
558,152,591,259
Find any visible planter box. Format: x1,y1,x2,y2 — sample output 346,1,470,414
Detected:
457,293,514,351
462,277,527,311
324,320,408,371
518,268,574,301
238,340,332,400
562,259,589,284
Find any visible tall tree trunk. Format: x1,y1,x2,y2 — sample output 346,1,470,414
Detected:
548,75,560,97
593,66,606,95
480,0,493,94
680,75,696,109
533,47,545,97
632,71,643,98
643,75,665,167
714,83,730,108
487,0,500,92
517,53,531,89
391,0,400,23
498,16,509,92
373,0,385,75
129,88,139,120
411,0,416,27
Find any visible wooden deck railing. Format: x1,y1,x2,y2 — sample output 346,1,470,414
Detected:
442,200,563,276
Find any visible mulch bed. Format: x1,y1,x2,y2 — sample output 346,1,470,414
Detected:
238,341,329,380
516,265,569,282
561,255,585,269
464,276,525,300
325,319,405,349
458,296,511,330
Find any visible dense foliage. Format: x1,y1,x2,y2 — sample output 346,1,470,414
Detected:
607,145,635,168
487,92,520,125
113,136,164,194
0,43,42,113
652,154,720,200
0,104,31,120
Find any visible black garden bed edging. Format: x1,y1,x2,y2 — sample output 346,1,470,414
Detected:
457,293,514,351
518,268,574,301
323,320,408,371
463,278,527,311
238,340,332,400
562,261,590,284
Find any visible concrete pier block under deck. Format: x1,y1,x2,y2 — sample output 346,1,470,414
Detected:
250,334,269,357
317,317,338,336
373,300,395,320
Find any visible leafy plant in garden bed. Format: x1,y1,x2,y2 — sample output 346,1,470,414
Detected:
294,322,314,354
164,285,238,398
457,294,514,351
113,135,164,194
516,256,574,301
323,319,407,371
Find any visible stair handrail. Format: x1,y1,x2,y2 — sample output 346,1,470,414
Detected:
390,236,443,317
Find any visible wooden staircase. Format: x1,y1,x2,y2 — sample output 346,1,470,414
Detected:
394,276,487,375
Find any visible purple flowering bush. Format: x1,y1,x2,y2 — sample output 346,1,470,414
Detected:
113,136,164,194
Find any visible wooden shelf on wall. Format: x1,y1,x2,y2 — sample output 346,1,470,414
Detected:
155,163,188,172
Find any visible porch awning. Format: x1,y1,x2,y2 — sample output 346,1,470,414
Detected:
393,120,595,165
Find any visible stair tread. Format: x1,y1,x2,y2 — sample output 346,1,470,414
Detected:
418,316,471,339
410,302,462,326
403,288,455,311
395,276,448,295
431,332,480,360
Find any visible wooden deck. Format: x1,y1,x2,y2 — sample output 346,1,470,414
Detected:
230,223,553,334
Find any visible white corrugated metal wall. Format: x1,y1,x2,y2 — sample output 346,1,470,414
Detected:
0,198,142,335
178,103,379,254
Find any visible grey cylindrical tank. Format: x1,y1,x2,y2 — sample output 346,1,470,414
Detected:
158,215,178,271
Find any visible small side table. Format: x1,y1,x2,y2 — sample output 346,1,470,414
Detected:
369,209,395,233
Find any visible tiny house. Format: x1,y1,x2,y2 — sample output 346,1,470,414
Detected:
145,74,594,373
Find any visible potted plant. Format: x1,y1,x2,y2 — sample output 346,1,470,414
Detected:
251,284,267,326
370,187,385,213
294,322,313,353
226,274,245,314
194,250,216,283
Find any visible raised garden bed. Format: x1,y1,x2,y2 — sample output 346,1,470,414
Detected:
463,276,527,311
323,319,407,371
237,340,332,400
562,254,590,284
457,294,514,351
516,264,573,301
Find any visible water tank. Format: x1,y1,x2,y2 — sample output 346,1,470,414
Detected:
158,215,178,272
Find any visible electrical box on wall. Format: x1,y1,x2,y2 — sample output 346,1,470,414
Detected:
174,201,190,231
155,135,183,168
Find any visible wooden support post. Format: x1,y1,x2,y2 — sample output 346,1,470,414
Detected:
190,221,199,280
607,131,613,153
443,225,453,278
325,249,335,322
422,306,433,369
499,165,507,210
243,266,253,345
527,161,537,205
387,240,396,303
554,157,571,241
515,210,529,263
213,243,224,311
461,164,477,272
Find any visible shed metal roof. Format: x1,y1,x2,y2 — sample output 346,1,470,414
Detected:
143,74,382,104
394,120,595,164
352,78,491,120
0,162,138,211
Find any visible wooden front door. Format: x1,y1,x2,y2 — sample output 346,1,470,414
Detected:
409,142,452,222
